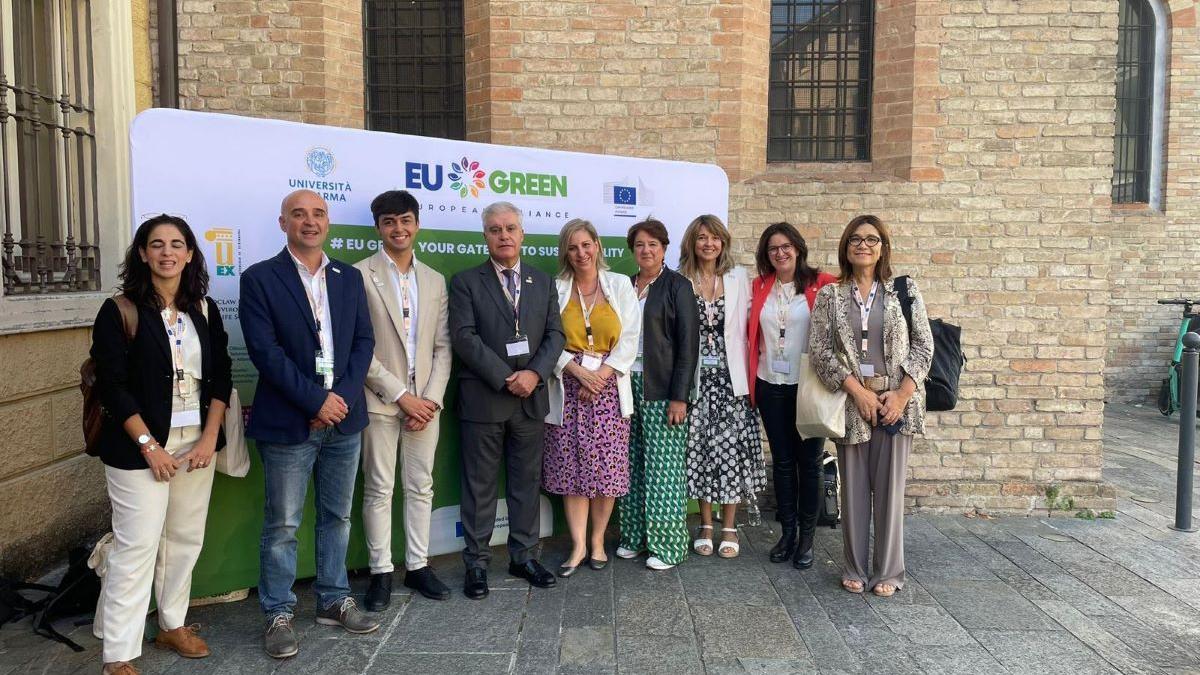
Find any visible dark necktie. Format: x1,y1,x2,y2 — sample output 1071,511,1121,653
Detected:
503,268,518,317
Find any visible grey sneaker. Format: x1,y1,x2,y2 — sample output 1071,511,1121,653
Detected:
264,613,299,659
316,596,380,634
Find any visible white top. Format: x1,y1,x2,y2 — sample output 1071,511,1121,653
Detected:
289,247,335,376
386,254,420,389
756,287,811,386
631,296,647,373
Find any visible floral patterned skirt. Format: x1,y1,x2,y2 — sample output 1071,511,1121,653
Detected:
543,354,631,498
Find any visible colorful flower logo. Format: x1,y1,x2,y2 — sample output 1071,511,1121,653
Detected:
449,156,486,198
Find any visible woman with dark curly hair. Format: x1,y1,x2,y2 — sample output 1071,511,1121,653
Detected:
90,214,233,675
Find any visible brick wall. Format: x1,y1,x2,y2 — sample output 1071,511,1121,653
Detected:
165,0,364,128
1106,0,1200,404
156,0,1200,512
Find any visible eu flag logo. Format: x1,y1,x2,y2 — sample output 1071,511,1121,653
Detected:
613,185,637,205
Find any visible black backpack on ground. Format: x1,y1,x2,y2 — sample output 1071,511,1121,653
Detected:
817,451,840,528
895,276,965,412
0,544,101,652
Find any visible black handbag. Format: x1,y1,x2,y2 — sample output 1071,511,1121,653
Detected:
895,276,965,412
817,452,840,528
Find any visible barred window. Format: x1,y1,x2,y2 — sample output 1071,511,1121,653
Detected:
1,0,100,295
365,0,465,140
768,0,874,162
1112,0,1156,204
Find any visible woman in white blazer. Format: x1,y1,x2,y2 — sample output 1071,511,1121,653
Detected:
679,215,765,559
543,219,641,576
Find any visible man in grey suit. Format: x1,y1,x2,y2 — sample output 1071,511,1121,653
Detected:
449,201,565,599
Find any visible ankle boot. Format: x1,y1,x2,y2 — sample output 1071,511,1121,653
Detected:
793,532,814,570
769,526,798,563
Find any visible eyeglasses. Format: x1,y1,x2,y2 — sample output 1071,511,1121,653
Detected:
848,235,882,248
767,244,795,256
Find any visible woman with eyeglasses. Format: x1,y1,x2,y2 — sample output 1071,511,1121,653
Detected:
747,223,836,570
89,215,233,674
680,214,765,559
808,215,933,598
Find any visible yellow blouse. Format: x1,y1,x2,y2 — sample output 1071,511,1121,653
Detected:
562,295,621,353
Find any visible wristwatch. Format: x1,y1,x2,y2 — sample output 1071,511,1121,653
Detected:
136,433,160,453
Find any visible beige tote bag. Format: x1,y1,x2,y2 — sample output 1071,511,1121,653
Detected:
794,354,847,440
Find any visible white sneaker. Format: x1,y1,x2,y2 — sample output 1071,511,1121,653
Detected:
615,546,640,559
646,556,675,571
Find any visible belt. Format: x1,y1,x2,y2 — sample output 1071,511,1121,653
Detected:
862,375,890,393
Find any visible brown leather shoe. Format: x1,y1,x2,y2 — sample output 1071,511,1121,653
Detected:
154,625,210,658
101,662,140,675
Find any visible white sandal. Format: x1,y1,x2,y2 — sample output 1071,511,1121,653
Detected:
693,525,714,556
717,528,740,558
646,556,676,571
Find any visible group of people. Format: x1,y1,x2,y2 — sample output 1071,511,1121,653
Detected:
88,188,933,675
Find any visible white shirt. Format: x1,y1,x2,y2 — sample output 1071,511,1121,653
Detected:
289,248,335,384
631,296,647,373
756,287,811,386
161,308,203,453
387,254,420,388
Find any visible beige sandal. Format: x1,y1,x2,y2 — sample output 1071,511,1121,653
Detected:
841,578,865,594
872,583,897,597
693,525,713,556
717,528,740,558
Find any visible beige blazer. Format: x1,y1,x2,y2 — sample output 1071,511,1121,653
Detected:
355,251,452,415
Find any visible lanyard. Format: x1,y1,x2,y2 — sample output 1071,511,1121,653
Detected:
302,264,331,353
851,281,879,357
576,282,603,353
163,309,189,399
774,278,796,357
396,266,414,340
701,274,722,349
636,265,663,300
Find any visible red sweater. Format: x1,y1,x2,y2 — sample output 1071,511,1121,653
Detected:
747,271,837,408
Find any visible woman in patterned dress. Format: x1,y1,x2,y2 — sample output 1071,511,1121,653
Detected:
615,218,699,571
543,219,641,576
679,215,765,558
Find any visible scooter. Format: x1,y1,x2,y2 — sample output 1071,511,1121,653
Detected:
1156,298,1200,416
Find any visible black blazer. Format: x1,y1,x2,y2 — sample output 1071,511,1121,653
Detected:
634,267,699,402
449,260,565,423
90,296,234,470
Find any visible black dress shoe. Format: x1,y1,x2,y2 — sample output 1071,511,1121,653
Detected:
508,560,557,588
463,567,489,600
769,528,798,564
404,566,450,601
364,572,392,612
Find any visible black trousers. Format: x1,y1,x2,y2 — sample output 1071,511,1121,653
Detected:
756,378,825,538
459,409,545,569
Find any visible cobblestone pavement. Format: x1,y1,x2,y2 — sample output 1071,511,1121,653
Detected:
4,403,1200,674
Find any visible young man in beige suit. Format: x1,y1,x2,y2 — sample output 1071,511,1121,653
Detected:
355,190,452,608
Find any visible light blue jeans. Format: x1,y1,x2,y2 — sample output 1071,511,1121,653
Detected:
258,426,360,617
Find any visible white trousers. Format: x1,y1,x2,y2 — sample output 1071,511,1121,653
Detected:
96,456,214,663
361,411,439,573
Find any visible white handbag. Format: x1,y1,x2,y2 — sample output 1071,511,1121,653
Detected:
215,387,250,477
794,353,847,440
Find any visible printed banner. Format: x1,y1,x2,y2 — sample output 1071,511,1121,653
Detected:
130,109,729,597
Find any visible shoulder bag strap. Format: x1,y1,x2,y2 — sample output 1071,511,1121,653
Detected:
111,295,139,343
894,275,913,331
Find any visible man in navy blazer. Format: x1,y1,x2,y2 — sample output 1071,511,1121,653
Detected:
239,189,379,659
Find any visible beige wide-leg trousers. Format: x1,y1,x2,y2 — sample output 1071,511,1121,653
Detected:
837,429,912,590
97,456,214,663
361,411,440,574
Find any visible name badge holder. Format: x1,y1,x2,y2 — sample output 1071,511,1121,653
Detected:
771,279,795,376
165,310,203,428
301,266,335,390
852,280,880,384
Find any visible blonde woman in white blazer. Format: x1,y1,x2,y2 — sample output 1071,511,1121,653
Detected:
679,215,765,559
543,219,642,576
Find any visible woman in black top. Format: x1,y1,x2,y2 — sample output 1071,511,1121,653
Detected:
91,215,232,675
615,218,700,571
